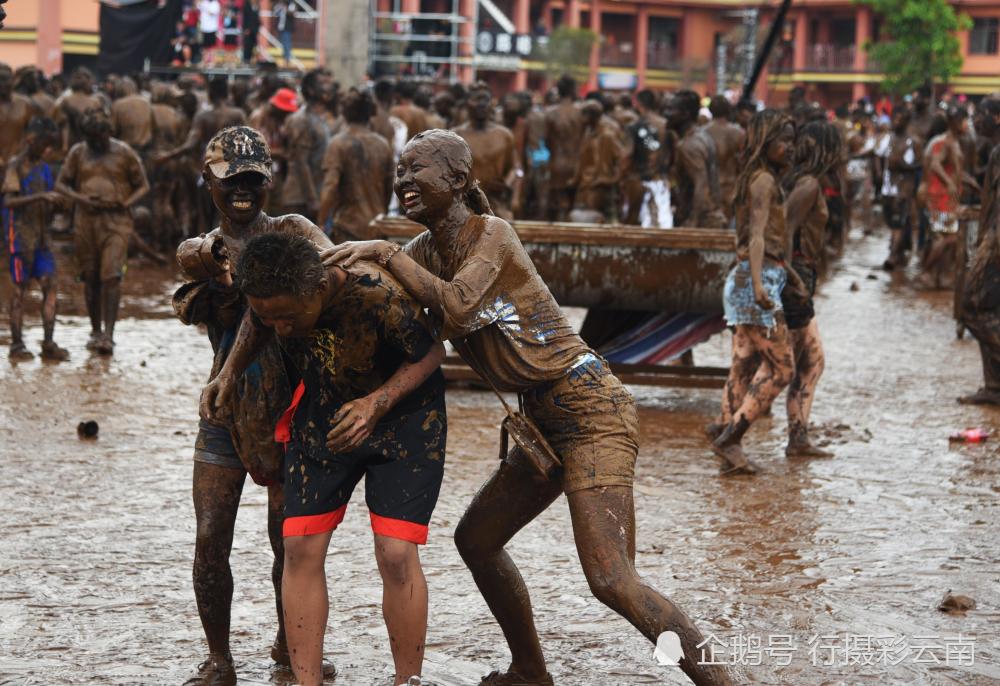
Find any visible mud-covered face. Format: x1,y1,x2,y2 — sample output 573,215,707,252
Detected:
26,132,50,159
395,140,464,223
468,90,492,122
665,97,689,128
207,170,270,224
892,110,911,134
767,122,796,169
247,291,325,338
0,69,12,100
82,114,112,152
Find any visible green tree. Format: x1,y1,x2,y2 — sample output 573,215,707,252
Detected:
541,26,596,82
857,0,971,96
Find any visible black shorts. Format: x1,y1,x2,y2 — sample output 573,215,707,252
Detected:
783,259,817,330
193,418,244,471
279,384,446,544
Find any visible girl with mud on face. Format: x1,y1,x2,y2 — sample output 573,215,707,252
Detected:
707,110,799,475
779,120,843,458
323,130,734,686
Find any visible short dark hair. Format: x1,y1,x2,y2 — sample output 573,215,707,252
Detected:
374,79,394,106
301,67,329,102
208,76,229,103
556,74,577,99
395,80,417,101
236,233,326,298
342,88,375,124
736,99,757,113
413,85,433,109
635,88,657,111
672,90,701,121
709,95,731,119
26,116,58,137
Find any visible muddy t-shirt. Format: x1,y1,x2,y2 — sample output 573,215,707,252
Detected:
272,263,444,440
3,155,54,251
321,127,393,239
404,215,590,393
452,122,516,195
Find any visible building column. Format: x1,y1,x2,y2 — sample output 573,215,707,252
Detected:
325,0,368,86
853,7,870,101
793,11,808,71
459,0,475,83
587,0,601,92
635,5,649,89
402,0,420,14
36,0,61,76
514,0,530,90
566,0,581,28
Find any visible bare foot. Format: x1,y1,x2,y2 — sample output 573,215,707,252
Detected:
712,440,758,475
480,669,554,686
8,342,34,361
41,341,70,361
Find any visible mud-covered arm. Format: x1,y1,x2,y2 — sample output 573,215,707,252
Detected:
199,308,274,420
54,147,93,206
928,141,955,195
748,172,775,309
123,149,151,209
783,176,816,292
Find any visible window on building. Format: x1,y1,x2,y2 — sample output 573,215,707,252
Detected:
648,16,680,69
970,17,999,55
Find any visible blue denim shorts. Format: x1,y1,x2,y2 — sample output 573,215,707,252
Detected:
723,260,786,330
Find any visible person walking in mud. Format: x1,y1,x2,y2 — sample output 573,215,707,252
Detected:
203,230,447,686
321,129,733,686
573,99,625,223
781,120,841,458
55,108,149,355
707,111,799,474
171,126,334,685
3,117,69,361
882,107,922,271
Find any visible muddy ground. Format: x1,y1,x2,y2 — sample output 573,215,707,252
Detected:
0,227,997,685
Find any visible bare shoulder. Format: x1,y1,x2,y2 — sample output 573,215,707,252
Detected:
750,169,776,196
794,174,821,196
273,213,328,243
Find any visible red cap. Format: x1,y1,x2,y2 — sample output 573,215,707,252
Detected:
270,88,299,113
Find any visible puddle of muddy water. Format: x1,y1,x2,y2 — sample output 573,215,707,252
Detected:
0,231,998,685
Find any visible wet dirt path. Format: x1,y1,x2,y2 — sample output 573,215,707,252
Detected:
0,227,997,685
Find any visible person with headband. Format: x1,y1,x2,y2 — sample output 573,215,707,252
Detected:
319,129,733,686
707,110,800,475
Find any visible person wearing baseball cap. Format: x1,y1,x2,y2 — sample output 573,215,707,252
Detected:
173,125,334,685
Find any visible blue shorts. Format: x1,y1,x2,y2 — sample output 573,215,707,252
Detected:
723,260,786,330
192,418,245,471
10,246,55,286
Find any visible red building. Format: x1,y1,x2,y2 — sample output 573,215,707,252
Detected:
377,0,1000,105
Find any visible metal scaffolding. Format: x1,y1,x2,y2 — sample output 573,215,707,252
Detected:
369,0,477,83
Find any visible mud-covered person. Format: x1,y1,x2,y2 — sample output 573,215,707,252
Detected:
574,99,625,223
921,105,974,289
544,74,584,221
55,107,149,356
0,63,34,173
452,82,522,221
704,95,746,223
171,126,334,685
323,129,734,686
708,111,799,474
318,88,393,242
882,106,922,271
666,89,727,228
281,67,336,221
53,67,103,154
959,225,1000,406
3,117,68,361
624,88,671,227
781,120,842,458
207,231,446,686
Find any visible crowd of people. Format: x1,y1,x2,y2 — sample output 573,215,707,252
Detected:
4,57,1000,685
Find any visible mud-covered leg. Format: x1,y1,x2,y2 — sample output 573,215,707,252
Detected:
568,486,733,686
454,458,563,681
191,461,245,672
708,327,760,441
714,323,794,472
267,483,288,662
786,320,830,457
